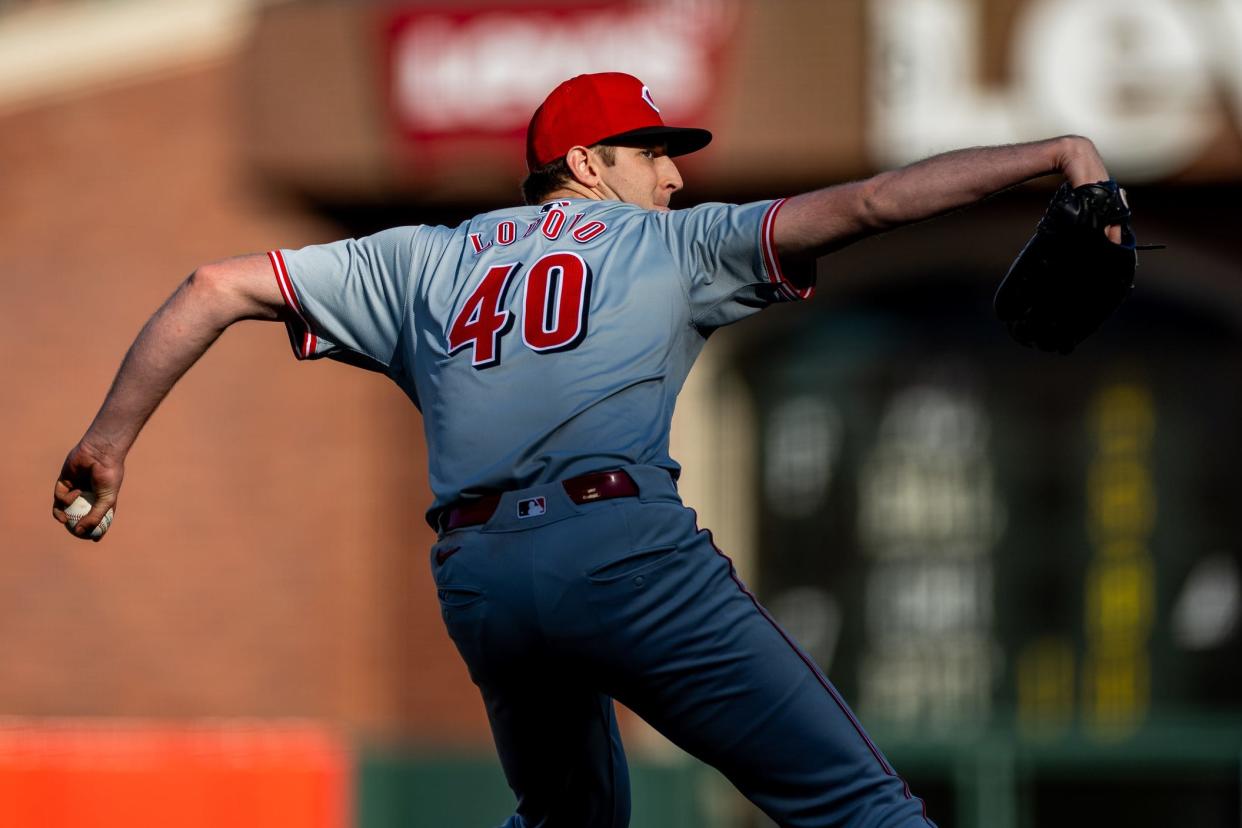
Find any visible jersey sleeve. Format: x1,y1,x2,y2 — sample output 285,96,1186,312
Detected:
268,226,431,370
654,198,814,330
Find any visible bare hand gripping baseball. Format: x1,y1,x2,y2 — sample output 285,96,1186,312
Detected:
53,441,124,541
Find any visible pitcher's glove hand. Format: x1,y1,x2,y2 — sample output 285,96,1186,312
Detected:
994,180,1142,354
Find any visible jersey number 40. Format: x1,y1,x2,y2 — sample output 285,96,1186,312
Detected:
447,251,592,369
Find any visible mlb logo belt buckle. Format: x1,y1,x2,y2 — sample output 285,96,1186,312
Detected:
517,496,547,519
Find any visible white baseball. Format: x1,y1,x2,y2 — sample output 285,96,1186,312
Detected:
65,492,113,539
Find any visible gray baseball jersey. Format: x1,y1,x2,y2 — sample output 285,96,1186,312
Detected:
268,198,812,516
265,199,934,827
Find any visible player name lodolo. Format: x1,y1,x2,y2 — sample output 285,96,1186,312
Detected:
468,205,608,255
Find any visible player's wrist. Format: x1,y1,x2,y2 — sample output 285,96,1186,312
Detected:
1054,135,1109,189
77,429,129,467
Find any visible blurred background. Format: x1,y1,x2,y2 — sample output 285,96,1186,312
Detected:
1,0,1240,826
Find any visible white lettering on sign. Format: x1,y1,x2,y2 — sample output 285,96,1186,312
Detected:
868,0,1240,181
391,2,737,135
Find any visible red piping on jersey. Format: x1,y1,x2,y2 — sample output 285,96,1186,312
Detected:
761,198,814,302
693,515,932,826
268,250,317,359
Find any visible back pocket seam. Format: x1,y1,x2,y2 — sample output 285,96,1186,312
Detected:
585,545,680,585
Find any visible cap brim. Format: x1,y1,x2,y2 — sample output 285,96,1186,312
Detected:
598,125,713,157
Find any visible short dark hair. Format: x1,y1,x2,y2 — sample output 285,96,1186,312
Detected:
521,144,616,205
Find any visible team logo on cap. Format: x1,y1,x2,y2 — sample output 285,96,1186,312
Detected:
640,85,661,114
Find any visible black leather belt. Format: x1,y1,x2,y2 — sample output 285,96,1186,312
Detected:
436,469,639,532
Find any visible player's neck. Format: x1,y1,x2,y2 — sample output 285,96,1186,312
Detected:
545,181,609,203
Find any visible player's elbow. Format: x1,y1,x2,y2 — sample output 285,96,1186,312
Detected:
183,260,257,325
187,261,238,305
187,257,282,324
187,261,227,293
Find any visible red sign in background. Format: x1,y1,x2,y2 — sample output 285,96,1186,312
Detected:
383,1,740,154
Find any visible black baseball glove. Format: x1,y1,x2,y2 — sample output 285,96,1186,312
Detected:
994,180,1144,354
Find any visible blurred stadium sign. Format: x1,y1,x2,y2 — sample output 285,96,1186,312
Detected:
240,0,1242,204
385,1,738,143
869,0,1242,182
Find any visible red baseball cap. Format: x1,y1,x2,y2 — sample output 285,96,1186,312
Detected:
526,72,712,171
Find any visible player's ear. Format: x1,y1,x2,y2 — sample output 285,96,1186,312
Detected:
565,145,601,187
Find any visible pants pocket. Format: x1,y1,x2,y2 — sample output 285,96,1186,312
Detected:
437,585,485,608
585,545,680,585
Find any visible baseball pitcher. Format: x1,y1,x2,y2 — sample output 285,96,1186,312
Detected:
54,73,1130,827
